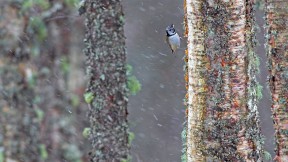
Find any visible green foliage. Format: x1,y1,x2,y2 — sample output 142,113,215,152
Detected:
128,131,135,145
126,64,133,76
84,92,94,104
22,0,50,11
28,17,48,42
181,153,187,162
64,0,78,7
39,144,48,160
120,156,132,162
60,56,70,75
127,76,141,95
0,148,3,162
82,127,90,138
71,95,80,107
27,72,36,88
34,108,44,122
256,84,263,100
254,55,261,74
126,64,141,95
63,144,82,162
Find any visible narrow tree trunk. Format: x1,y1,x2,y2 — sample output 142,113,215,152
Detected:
84,0,129,161
265,1,288,161
184,0,263,161
184,0,207,161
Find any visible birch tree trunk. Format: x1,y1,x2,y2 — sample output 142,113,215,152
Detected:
184,0,263,161
84,0,129,161
265,1,288,161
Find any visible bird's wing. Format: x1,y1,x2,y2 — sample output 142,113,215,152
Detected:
164,36,168,43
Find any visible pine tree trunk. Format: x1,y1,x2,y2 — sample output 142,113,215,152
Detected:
184,0,263,161
265,1,288,161
1,1,88,161
184,0,207,161
84,0,129,161
0,2,41,162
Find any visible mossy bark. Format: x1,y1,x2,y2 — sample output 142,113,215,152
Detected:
265,1,288,161
84,0,129,161
184,0,263,161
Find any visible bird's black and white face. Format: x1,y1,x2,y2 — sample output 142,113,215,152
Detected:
166,24,176,36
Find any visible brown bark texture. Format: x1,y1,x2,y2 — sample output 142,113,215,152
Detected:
84,0,129,161
265,0,288,161
184,0,207,161
184,0,263,161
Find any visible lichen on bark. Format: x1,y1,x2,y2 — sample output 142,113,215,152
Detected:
84,0,129,161
204,1,263,161
184,0,207,161
265,0,288,161
184,0,263,161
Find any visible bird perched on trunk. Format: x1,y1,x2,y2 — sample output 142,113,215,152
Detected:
166,24,180,54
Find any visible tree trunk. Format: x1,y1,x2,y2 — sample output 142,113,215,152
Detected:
0,1,89,161
184,0,263,161
0,2,41,162
265,0,288,161
184,0,207,161
84,0,129,161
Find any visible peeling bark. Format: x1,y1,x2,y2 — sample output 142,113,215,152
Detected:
265,1,288,161
84,0,129,161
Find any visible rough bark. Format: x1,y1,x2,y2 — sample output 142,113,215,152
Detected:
184,0,207,161
265,0,288,161
84,0,129,161
184,0,263,161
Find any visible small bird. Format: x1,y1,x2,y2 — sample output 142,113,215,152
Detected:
166,24,180,54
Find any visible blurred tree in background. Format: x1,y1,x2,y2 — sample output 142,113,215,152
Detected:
0,0,89,161
0,2,41,160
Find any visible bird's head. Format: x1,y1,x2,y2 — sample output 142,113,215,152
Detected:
166,24,176,36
